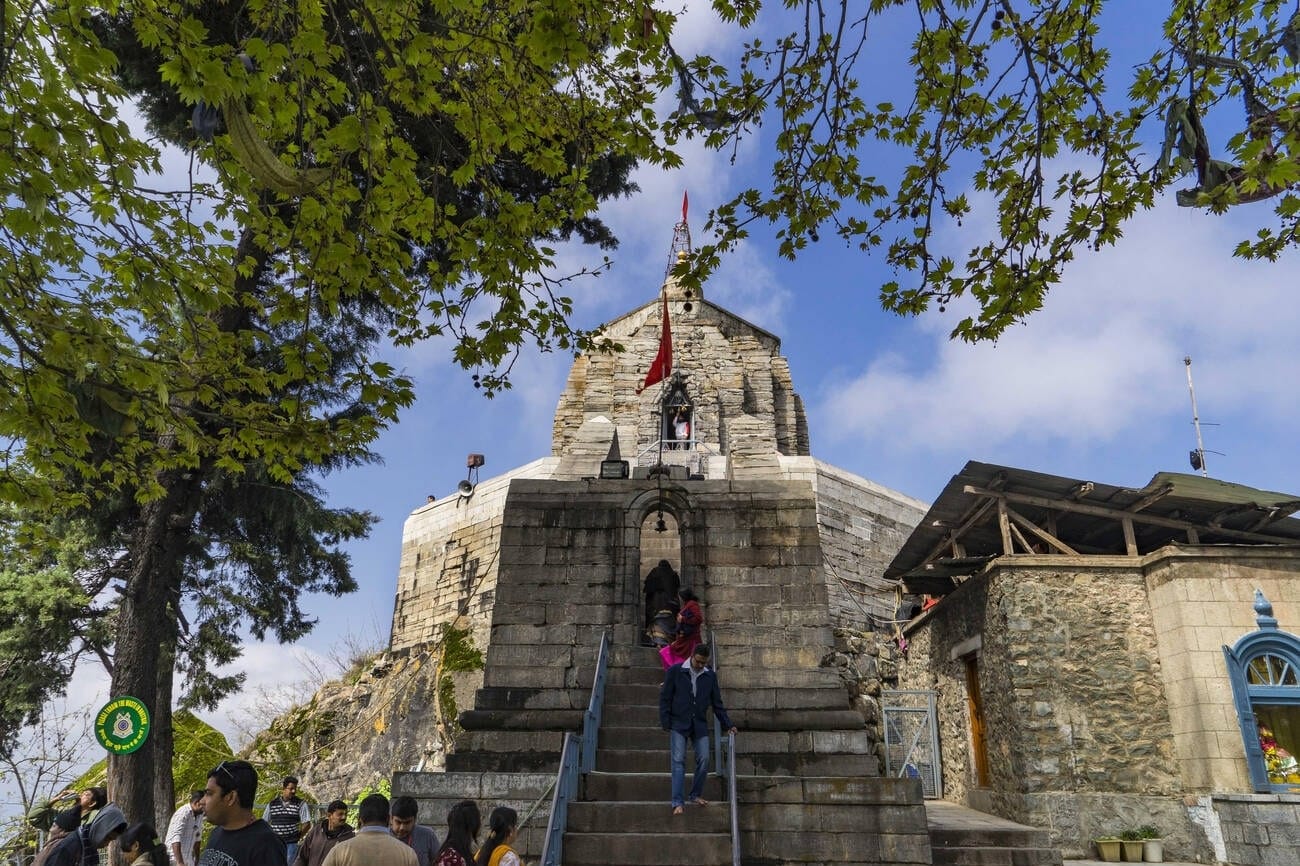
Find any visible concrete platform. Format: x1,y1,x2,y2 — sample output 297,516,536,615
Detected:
927,801,1198,866
926,799,1040,832
1064,862,1199,866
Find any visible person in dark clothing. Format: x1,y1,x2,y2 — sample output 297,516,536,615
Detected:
642,560,680,635
389,796,438,866
659,644,736,815
43,804,127,866
293,800,354,866
199,760,286,866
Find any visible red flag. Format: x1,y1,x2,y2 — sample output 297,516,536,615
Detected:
637,294,672,394
681,191,689,222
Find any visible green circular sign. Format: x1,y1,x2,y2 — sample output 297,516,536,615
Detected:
94,697,151,755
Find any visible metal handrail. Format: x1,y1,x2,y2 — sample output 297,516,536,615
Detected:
709,629,741,865
727,730,740,866
540,628,611,866
581,629,613,773
539,733,578,866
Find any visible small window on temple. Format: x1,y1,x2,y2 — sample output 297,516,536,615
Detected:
662,377,692,450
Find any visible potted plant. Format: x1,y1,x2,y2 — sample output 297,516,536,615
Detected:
1119,829,1144,862
1094,836,1122,862
1137,825,1163,862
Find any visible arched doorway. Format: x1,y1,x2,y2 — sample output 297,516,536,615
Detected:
639,510,681,643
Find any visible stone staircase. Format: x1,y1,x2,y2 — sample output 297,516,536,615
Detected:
565,644,730,865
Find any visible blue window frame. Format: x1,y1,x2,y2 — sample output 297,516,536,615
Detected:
1223,590,1300,792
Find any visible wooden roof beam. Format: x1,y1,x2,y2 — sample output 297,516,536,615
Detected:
1005,505,1079,555
1208,503,1260,530
1247,501,1300,532
1126,482,1175,514
962,485,1300,546
918,496,996,568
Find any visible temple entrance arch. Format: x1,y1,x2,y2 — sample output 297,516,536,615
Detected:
622,487,700,644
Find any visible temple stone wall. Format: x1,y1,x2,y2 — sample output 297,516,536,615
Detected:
390,457,558,652
1144,548,1300,792
779,457,928,626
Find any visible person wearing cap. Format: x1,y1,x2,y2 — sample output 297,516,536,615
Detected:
43,803,128,866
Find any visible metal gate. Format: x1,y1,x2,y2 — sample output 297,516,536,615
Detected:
882,689,941,799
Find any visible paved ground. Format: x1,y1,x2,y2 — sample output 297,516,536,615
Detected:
925,798,1044,830
1064,861,1200,866
927,800,1201,866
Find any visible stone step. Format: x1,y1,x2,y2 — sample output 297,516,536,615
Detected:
595,748,879,776
602,702,865,731
609,646,674,667
561,830,732,866
599,726,877,757
932,828,1056,849
584,770,724,802
567,800,730,833
599,726,668,751
930,846,1062,866
606,676,849,707
606,683,666,705
603,704,671,727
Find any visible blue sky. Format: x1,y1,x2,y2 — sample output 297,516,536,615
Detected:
22,1,1300,773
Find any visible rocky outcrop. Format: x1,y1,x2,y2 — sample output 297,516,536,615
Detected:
244,628,484,800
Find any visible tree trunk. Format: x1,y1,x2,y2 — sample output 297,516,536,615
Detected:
153,637,176,829
106,475,192,826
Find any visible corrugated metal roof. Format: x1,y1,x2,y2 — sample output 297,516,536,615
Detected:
885,461,1300,591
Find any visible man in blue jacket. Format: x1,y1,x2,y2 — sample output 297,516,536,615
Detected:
659,643,737,815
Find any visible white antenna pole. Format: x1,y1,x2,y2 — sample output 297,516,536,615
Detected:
1184,356,1208,478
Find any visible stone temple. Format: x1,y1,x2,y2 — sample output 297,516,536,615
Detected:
382,235,968,865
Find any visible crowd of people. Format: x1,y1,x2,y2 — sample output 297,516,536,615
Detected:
26,765,523,866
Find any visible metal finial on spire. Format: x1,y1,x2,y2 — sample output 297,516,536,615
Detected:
664,191,693,279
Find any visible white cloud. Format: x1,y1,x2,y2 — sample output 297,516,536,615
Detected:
817,195,1300,458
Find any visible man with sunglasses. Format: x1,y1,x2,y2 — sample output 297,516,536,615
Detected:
200,761,286,866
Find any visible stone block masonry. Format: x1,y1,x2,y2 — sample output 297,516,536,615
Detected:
779,456,928,627
390,457,558,652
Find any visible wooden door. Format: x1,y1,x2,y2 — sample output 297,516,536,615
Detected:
964,655,991,787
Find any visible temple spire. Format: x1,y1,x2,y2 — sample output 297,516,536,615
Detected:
662,192,700,307
664,191,693,279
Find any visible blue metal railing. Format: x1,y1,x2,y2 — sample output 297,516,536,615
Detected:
540,733,579,866
581,629,613,773
540,628,611,866
707,629,741,866
727,730,740,866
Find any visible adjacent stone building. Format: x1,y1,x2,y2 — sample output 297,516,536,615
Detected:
890,461,1300,864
